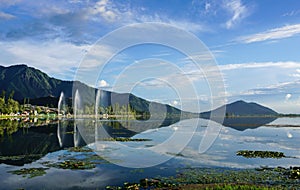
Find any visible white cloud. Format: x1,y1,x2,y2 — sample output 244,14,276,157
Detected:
180,61,300,85
285,93,292,101
0,0,21,7
239,81,300,98
178,61,300,109
238,24,300,43
7,0,72,18
137,14,207,33
291,74,300,78
291,69,300,78
89,0,118,22
265,81,300,92
219,61,300,71
0,11,15,19
205,2,211,12
282,10,300,17
0,40,89,80
219,61,300,113
98,79,109,87
87,0,206,33
78,44,115,69
224,0,248,29
36,5,70,16
167,19,207,33
171,100,179,106
1,0,208,44
138,79,167,88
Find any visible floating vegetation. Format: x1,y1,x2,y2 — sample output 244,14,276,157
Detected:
255,166,300,180
285,167,300,179
265,124,300,128
166,152,185,157
81,154,110,165
164,184,281,190
51,148,109,167
43,150,109,170
0,154,43,165
106,167,300,189
8,167,48,178
0,154,43,161
67,146,93,153
102,137,151,142
236,150,285,158
171,167,300,188
105,178,279,190
45,160,96,170
106,178,176,190
145,144,154,147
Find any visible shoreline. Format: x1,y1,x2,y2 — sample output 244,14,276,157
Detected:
1,114,300,120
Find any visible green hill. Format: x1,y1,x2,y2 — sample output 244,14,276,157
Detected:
0,64,181,116
0,64,73,100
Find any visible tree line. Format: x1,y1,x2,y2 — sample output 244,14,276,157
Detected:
80,103,138,117
0,90,20,114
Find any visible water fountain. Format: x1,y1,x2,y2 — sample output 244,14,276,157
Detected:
95,89,100,143
73,90,81,147
57,92,66,147
94,89,111,151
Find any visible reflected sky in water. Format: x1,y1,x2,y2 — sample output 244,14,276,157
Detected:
0,117,300,189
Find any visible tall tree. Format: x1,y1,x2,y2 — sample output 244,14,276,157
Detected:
1,90,5,99
0,97,5,114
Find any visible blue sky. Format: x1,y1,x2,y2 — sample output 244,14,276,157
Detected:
1,0,300,113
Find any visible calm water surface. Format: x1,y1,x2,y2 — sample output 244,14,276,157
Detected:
0,117,300,189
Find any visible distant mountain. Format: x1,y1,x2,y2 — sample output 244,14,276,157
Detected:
201,100,278,118
200,100,278,131
0,64,181,115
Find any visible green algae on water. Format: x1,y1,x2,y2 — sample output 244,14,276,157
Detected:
236,150,285,158
8,167,48,178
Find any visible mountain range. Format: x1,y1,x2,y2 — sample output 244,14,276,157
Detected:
0,64,182,116
0,64,278,119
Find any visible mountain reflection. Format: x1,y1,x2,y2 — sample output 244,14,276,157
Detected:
0,118,180,166
221,117,277,131
0,116,277,166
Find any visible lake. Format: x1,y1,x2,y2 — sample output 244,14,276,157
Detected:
0,117,299,189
